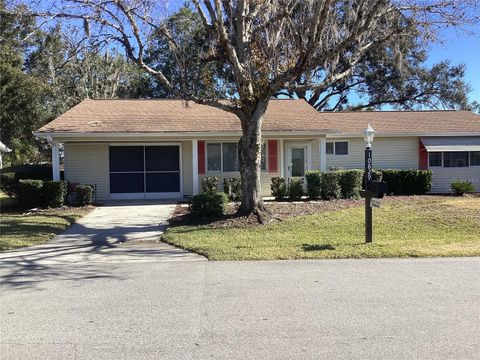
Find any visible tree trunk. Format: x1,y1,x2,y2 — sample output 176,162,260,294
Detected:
238,100,269,220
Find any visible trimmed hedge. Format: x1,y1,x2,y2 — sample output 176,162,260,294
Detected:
0,172,17,197
274,168,433,201
271,177,288,200
190,191,229,218
223,178,241,201
288,177,304,200
201,176,218,193
43,180,67,208
381,169,432,195
339,170,363,199
321,172,341,200
305,171,322,199
17,179,44,208
0,164,55,197
76,185,94,206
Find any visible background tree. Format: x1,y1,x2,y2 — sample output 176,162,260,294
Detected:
0,3,153,166
0,1,50,165
13,0,480,217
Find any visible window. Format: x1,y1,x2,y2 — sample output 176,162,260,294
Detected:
335,141,348,155
260,142,267,171
326,141,348,155
207,142,244,172
443,152,469,168
222,143,239,172
429,152,442,167
471,151,480,166
326,142,334,154
207,143,221,171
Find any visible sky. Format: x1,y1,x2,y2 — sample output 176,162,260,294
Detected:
425,26,480,103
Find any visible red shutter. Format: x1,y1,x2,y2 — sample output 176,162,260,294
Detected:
268,140,278,173
198,141,205,174
419,139,428,170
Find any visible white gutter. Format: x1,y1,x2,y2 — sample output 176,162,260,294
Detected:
34,130,335,139
326,132,480,138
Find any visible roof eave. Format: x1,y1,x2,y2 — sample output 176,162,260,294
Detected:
33,129,336,139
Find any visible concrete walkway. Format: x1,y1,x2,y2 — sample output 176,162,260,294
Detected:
0,203,205,271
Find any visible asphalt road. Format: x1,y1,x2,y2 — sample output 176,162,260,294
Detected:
1,258,479,359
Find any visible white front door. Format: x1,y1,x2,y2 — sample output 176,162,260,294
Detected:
287,145,309,177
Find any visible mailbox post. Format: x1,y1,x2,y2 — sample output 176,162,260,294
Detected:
365,146,373,243
363,124,375,244
362,124,389,244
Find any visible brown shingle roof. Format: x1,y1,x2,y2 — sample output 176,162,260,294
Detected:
36,99,480,135
37,99,333,134
319,110,480,134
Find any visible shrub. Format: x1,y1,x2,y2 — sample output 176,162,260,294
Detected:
201,176,218,193
339,170,363,199
271,177,288,200
0,164,56,198
451,180,475,196
0,172,17,197
288,177,304,200
190,192,229,218
415,170,432,194
223,178,241,201
43,181,67,208
305,171,322,199
17,179,44,208
76,185,94,206
321,172,341,200
381,169,432,195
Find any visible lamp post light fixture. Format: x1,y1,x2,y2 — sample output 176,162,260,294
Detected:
363,124,376,243
363,123,376,148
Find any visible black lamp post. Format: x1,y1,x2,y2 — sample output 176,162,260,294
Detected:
362,124,376,244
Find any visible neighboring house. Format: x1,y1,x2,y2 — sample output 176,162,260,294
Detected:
34,99,480,200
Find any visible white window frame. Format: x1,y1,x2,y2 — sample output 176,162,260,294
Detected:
428,151,443,167
206,142,224,173
470,151,480,167
427,151,479,169
326,140,349,156
261,141,268,172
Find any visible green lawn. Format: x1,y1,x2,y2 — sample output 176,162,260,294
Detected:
163,196,480,260
0,193,92,251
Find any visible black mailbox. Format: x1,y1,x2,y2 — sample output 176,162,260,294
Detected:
369,180,389,198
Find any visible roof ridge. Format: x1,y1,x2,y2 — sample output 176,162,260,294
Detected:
81,98,302,102
323,109,463,113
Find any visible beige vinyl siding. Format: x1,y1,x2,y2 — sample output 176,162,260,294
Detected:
182,140,193,196
64,143,110,200
430,167,480,193
326,137,419,170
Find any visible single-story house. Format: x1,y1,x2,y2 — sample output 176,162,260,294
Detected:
35,99,480,200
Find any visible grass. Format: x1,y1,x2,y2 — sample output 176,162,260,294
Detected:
163,196,480,260
0,192,93,251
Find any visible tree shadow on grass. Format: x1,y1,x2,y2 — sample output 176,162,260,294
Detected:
302,244,336,251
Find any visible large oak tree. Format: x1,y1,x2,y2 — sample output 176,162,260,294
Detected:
16,0,479,217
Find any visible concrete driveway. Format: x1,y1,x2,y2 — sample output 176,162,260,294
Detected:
1,258,479,359
0,202,205,272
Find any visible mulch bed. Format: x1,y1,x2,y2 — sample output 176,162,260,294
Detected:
169,199,364,229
